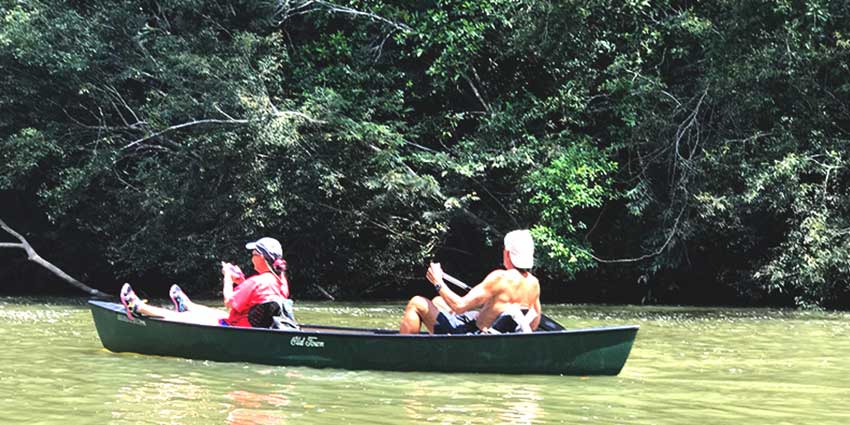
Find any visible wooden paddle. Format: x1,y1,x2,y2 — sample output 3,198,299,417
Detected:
442,272,565,331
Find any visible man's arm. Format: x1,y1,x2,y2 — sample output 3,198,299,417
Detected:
530,297,542,330
439,280,489,313
427,263,497,313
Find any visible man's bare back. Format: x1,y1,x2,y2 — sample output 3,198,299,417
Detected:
474,268,541,330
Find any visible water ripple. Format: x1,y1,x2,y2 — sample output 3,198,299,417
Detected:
1,299,849,424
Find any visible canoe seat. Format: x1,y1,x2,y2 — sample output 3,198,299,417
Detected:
248,299,299,330
487,305,538,334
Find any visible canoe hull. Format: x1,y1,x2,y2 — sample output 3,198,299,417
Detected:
89,300,638,375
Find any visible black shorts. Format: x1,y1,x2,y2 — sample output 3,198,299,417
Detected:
488,310,529,333
434,311,479,334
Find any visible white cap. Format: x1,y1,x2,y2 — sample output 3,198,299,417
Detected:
504,230,534,269
245,237,283,258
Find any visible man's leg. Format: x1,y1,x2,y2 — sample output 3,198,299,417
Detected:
399,296,440,334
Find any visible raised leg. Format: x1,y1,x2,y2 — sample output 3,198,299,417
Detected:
399,295,440,334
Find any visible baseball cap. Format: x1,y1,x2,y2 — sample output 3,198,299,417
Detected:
245,237,283,258
504,230,534,269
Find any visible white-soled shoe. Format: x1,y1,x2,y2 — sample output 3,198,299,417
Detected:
119,283,141,320
169,284,189,313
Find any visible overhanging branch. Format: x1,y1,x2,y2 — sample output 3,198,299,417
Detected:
0,217,110,298
274,0,413,33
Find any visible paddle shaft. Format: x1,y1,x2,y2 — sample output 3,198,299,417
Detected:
441,272,565,331
441,273,472,291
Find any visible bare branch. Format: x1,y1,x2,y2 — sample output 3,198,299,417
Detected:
369,28,398,61
214,104,237,121
274,0,412,33
673,89,707,162
105,84,143,126
626,69,681,107
461,73,491,113
121,118,250,151
274,110,326,124
0,217,110,298
584,198,688,264
595,91,707,264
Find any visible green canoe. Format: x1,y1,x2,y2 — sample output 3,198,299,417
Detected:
89,300,639,375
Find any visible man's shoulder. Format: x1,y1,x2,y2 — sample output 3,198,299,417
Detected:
475,269,505,290
483,269,538,286
482,269,512,284
494,268,538,279
485,269,508,278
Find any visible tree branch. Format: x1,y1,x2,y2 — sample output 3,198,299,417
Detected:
0,217,110,298
584,196,688,264
461,72,491,113
121,118,250,151
274,0,412,33
118,108,324,152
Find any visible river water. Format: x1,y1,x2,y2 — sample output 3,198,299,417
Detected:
0,296,848,424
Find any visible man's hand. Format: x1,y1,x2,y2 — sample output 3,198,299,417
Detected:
425,262,444,288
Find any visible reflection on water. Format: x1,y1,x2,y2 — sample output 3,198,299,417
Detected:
500,387,543,424
226,390,290,425
113,375,209,423
1,297,850,424
397,380,542,424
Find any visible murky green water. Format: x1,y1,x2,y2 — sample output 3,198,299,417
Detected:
1,297,848,424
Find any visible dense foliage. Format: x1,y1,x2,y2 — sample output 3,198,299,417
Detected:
2,0,848,307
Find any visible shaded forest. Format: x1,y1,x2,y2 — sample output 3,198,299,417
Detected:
2,0,849,308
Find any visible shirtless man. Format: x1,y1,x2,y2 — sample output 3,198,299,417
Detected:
399,230,542,334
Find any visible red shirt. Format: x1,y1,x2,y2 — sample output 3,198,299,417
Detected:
225,272,289,327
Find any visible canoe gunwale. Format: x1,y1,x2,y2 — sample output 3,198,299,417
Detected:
88,299,639,338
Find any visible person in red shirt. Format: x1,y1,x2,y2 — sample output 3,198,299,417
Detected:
120,237,290,327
